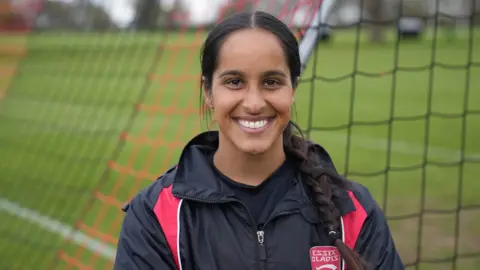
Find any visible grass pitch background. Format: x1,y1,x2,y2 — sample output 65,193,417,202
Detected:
0,29,479,269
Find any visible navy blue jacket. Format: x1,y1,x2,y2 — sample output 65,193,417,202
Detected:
114,131,405,270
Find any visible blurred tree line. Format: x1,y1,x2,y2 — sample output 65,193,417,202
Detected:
3,0,477,34
36,0,113,30
132,0,183,30
33,0,189,31
34,0,184,31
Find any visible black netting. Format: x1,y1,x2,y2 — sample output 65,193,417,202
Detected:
0,0,479,269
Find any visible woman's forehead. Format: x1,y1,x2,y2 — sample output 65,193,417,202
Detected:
216,29,288,73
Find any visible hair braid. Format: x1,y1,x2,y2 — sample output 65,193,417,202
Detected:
283,122,367,270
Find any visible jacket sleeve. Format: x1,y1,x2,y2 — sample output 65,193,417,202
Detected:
114,187,177,270
354,202,405,270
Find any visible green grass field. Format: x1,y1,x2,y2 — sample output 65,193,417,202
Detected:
0,28,479,270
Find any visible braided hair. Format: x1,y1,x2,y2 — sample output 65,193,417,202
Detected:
200,10,367,270
283,121,367,269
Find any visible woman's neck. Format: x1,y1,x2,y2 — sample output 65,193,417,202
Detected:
213,137,286,186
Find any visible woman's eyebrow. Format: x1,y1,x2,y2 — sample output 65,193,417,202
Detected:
218,70,244,77
217,70,287,78
262,70,287,77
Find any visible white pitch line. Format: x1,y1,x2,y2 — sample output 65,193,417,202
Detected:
0,197,116,261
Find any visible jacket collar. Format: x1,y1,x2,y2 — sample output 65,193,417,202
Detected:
171,131,234,202
171,131,356,217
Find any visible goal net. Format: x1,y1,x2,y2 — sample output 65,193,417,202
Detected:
0,0,479,269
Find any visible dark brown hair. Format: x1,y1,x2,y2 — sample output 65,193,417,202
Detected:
200,11,367,270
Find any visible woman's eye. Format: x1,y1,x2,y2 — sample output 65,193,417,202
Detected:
264,79,280,86
224,78,243,88
229,79,242,85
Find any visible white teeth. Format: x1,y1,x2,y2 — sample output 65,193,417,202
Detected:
238,119,269,129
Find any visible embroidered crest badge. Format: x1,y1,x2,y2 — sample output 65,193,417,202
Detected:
309,246,341,270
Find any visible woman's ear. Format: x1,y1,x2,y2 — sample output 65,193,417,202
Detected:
292,76,299,102
293,76,300,89
204,95,214,109
202,76,214,109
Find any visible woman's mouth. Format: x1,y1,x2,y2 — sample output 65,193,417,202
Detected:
233,117,275,134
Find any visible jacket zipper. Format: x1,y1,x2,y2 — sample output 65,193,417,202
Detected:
255,210,300,270
174,193,300,270
257,230,266,270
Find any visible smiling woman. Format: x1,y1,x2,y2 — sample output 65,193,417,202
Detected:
114,11,405,270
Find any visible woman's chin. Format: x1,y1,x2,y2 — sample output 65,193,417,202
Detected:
236,140,271,156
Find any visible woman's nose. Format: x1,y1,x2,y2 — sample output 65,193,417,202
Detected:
242,86,266,114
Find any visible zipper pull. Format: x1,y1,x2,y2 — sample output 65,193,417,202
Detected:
257,230,266,261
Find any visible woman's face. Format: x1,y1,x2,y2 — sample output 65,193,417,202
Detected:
205,28,296,156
